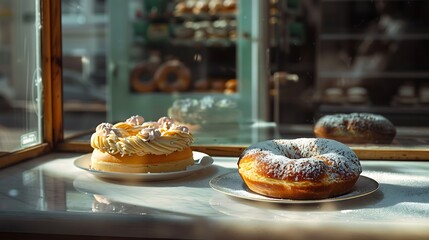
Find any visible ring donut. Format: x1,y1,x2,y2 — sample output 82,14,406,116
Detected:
238,138,362,200
154,60,191,92
130,62,156,92
314,113,396,144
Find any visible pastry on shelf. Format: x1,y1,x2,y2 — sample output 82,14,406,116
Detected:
392,82,418,105
174,0,195,15
346,87,369,105
322,87,344,105
224,79,237,94
419,84,429,104
193,0,210,15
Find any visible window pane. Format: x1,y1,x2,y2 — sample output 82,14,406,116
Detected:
62,0,429,148
62,0,107,139
0,0,42,153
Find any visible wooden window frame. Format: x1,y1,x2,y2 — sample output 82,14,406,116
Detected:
0,0,428,170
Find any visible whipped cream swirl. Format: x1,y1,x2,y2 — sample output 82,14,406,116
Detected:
139,127,161,141
91,115,193,156
126,115,145,125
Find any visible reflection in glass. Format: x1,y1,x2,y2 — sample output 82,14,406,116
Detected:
0,0,42,153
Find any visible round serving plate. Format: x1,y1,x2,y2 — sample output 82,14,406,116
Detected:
209,172,379,204
74,151,214,181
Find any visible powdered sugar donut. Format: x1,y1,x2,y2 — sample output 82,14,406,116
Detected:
238,138,362,200
314,113,396,144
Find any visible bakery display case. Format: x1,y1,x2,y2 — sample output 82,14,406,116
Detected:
56,0,429,164
108,0,240,120
57,0,429,144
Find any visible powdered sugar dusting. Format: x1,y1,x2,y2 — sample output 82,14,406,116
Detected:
240,138,362,181
315,113,396,135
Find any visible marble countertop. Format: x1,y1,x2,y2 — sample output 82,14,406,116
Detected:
1,152,429,239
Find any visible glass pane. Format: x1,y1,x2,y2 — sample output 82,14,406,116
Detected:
62,0,107,139
0,0,42,154
62,0,429,149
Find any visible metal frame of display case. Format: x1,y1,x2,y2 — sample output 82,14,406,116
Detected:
0,0,429,170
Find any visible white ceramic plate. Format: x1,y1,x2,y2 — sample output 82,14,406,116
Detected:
209,172,379,204
74,151,214,181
